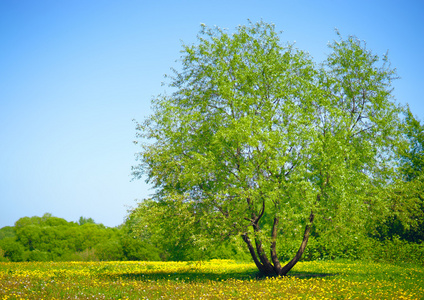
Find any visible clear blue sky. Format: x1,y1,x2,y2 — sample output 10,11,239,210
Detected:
1,0,423,228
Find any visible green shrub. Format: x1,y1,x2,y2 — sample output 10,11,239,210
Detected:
63,249,99,262
27,250,49,262
0,248,8,262
367,236,424,265
95,240,124,261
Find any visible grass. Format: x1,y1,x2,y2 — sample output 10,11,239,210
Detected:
0,259,423,299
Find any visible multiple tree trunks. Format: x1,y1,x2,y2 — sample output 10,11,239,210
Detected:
242,211,315,276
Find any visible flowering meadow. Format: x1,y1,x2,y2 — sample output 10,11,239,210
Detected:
0,259,423,299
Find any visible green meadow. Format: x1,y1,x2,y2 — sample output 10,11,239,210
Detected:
1,259,423,299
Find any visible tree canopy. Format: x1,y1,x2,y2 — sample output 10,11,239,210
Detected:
134,21,403,276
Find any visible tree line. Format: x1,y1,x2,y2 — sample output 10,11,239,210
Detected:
0,212,252,262
0,213,161,262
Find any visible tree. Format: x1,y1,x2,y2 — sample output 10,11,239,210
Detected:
378,176,424,243
133,21,402,276
78,216,96,226
377,109,424,243
399,107,424,182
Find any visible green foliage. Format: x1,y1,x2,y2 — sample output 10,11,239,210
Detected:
366,236,424,265
27,249,49,262
133,21,403,275
0,248,8,262
373,109,424,244
0,226,15,240
127,199,251,262
376,176,424,243
399,107,424,181
0,213,155,262
371,111,424,244
120,236,161,261
65,248,99,262
0,237,25,262
95,240,124,261
78,216,96,225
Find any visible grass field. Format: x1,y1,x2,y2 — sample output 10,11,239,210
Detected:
0,259,423,299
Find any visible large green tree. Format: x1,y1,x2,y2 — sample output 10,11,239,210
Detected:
133,21,402,276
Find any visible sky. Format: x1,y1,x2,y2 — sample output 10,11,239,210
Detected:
1,0,423,228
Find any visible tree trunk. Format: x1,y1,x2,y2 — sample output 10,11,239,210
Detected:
241,234,269,275
254,235,276,275
243,211,315,277
270,217,282,272
242,234,278,275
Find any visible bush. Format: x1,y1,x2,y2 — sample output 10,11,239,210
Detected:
63,249,99,262
95,240,124,261
0,248,8,262
298,235,423,265
367,236,424,265
121,235,161,261
302,235,374,261
27,250,49,262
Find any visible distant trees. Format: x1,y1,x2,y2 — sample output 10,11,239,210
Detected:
0,226,14,240
0,214,108,261
78,216,96,226
0,213,160,262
